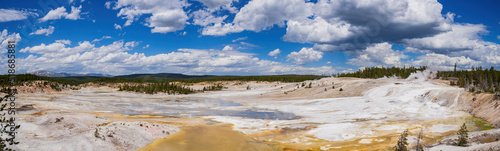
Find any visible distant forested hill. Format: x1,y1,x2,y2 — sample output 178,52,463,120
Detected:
0,73,325,86
437,65,500,93
337,66,427,79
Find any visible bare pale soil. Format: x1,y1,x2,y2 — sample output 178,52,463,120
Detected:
8,74,500,151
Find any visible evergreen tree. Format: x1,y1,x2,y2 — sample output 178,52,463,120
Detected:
454,63,457,77
438,66,500,92
457,123,468,147
338,66,426,79
393,129,409,151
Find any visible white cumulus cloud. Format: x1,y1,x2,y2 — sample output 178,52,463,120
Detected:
55,39,71,45
412,53,479,70
16,39,334,75
65,5,82,20
39,6,82,22
114,24,122,30
287,47,323,65
112,0,189,33
0,9,36,22
347,43,407,67
232,37,247,43
29,26,55,36
39,6,67,22
403,23,487,52
202,0,314,36
191,9,228,26
196,0,234,10
268,49,281,59
91,36,112,43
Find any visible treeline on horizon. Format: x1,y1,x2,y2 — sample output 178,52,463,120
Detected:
93,75,326,84
0,74,324,94
0,74,73,90
437,64,500,93
7,65,499,94
117,82,226,95
337,66,427,79
118,82,195,95
0,74,325,85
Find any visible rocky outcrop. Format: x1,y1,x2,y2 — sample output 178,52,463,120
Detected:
460,92,500,127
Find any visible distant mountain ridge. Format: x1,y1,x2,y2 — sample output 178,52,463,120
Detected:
31,71,318,81
32,70,112,77
27,71,324,84
31,70,210,79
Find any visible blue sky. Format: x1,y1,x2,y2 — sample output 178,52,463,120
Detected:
0,0,499,75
